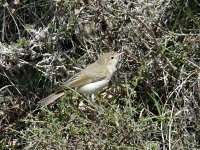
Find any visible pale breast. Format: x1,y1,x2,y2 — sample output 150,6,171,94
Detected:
78,79,110,95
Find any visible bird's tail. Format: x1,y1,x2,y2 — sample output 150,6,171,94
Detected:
37,92,65,107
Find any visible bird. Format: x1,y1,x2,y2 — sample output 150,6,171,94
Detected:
37,51,122,107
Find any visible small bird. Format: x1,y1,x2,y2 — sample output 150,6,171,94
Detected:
38,51,122,107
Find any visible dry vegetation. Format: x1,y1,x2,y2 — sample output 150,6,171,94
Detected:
0,0,200,149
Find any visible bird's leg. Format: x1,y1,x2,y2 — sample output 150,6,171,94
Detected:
78,94,100,111
91,94,96,102
78,94,93,111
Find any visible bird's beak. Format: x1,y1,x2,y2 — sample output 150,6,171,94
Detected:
117,52,124,57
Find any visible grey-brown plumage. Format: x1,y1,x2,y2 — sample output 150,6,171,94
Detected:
37,51,121,107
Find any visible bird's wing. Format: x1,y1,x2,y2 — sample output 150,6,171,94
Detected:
66,63,109,88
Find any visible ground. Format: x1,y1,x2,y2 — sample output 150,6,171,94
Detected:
0,0,200,149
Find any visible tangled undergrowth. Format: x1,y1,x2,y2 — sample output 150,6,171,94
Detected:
0,0,199,149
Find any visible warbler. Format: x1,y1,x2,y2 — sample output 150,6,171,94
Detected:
38,51,122,107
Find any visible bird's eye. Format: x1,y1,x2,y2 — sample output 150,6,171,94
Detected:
111,56,114,59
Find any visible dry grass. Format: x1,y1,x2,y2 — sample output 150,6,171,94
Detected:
0,0,199,149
